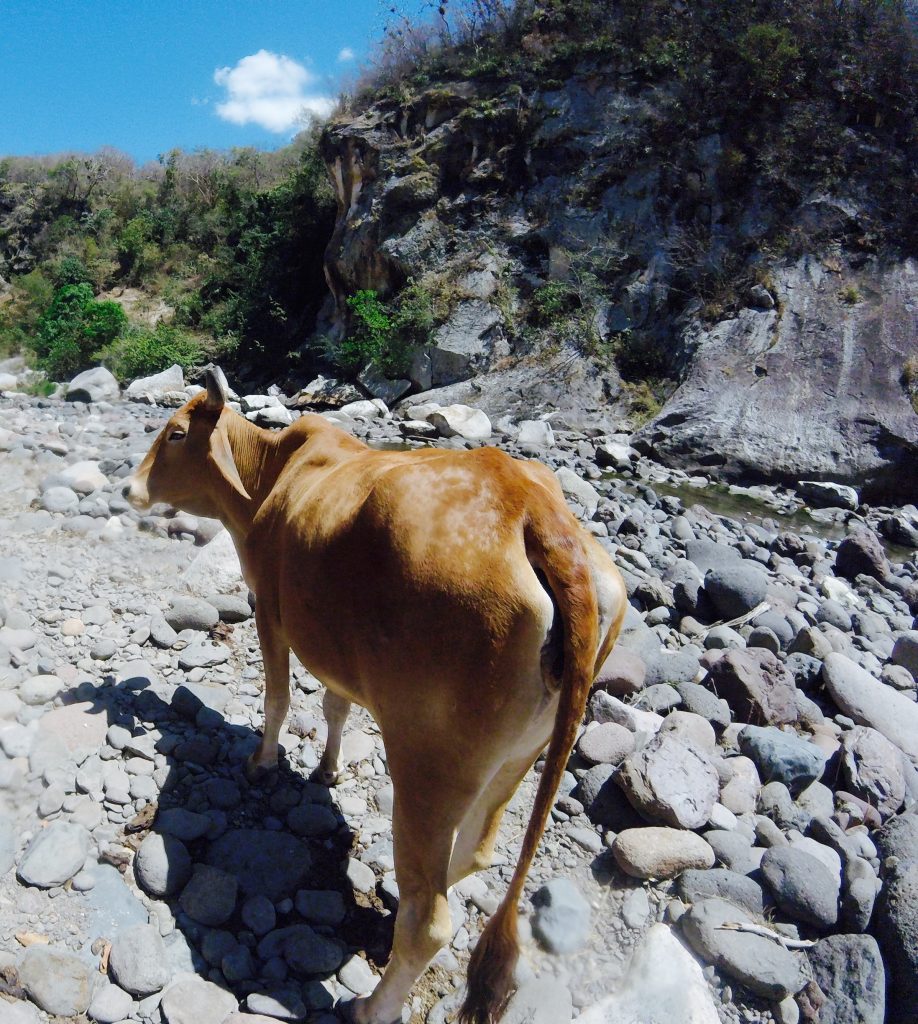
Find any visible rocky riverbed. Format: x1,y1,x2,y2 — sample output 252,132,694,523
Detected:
0,365,917,1024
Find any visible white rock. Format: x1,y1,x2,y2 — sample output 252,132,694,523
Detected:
574,925,719,1024
405,402,441,421
240,394,282,412
340,399,389,420
126,364,185,402
820,576,860,607
0,372,18,390
66,366,119,402
57,460,108,494
517,420,555,447
181,530,243,595
429,404,492,441
555,467,600,516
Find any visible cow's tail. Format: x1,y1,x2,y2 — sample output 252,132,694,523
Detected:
459,500,605,1024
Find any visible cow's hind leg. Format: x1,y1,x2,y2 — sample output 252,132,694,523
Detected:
315,688,350,785
246,609,290,783
349,758,474,1024
447,746,545,888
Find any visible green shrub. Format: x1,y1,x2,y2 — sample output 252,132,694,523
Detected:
336,284,435,378
338,290,397,374
530,281,579,325
736,23,801,101
29,283,127,379
102,323,203,383
0,270,54,357
51,255,93,288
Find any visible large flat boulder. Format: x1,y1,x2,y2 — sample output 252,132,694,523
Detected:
822,652,918,759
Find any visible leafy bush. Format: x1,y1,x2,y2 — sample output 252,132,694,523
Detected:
0,270,54,357
736,23,801,100
51,254,93,288
530,281,579,324
334,280,440,378
29,283,127,378
338,290,398,374
101,322,202,383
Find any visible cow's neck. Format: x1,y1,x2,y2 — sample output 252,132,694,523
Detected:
217,412,305,541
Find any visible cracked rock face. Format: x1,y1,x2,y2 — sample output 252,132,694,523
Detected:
634,258,918,501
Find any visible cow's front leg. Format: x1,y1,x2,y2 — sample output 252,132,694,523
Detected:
315,689,351,786
246,609,290,782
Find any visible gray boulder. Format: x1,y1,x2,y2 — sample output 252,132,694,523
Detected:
840,725,906,818
760,847,839,929
822,652,918,759
125,364,185,402
160,977,238,1024
799,480,860,510
66,366,120,402
738,725,825,796
108,923,171,997
617,732,719,829
19,946,92,1015
179,864,238,926
875,859,918,1023
807,934,885,1024
892,630,918,680
134,832,192,897
681,897,806,999
531,878,591,954
703,648,798,725
165,596,219,632
17,820,90,888
705,564,768,618
677,868,765,916
835,530,888,581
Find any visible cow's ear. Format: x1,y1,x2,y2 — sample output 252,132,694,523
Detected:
209,423,251,501
204,366,228,412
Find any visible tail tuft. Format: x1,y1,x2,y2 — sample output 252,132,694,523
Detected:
458,902,519,1024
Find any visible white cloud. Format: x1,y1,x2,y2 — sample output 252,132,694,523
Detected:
213,50,333,133
337,47,355,63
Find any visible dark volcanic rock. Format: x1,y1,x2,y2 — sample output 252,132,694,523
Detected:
703,648,798,725
835,530,888,581
874,859,918,1024
807,934,885,1024
206,829,312,900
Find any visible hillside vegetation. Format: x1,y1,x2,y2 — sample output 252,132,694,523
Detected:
0,137,334,384
0,0,915,406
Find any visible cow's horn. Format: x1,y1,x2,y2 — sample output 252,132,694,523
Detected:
204,365,228,411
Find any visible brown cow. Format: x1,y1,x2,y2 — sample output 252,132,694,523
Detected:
126,368,626,1024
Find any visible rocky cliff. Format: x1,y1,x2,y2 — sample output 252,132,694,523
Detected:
319,13,918,499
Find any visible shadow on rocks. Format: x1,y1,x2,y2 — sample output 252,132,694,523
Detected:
76,672,391,1022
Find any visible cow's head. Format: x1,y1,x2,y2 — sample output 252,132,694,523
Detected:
125,366,250,518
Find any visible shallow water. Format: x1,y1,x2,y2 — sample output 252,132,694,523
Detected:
614,474,914,563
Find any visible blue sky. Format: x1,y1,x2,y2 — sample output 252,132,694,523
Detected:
0,0,426,163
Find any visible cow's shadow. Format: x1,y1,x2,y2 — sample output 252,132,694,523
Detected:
79,672,393,1021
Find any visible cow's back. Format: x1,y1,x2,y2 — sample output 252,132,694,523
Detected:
244,444,559,716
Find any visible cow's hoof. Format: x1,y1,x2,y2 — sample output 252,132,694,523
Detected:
336,997,390,1024
244,756,278,786
311,765,340,787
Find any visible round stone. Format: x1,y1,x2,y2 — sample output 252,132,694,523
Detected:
613,827,716,879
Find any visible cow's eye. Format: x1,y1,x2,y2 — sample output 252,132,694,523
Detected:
167,429,187,442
